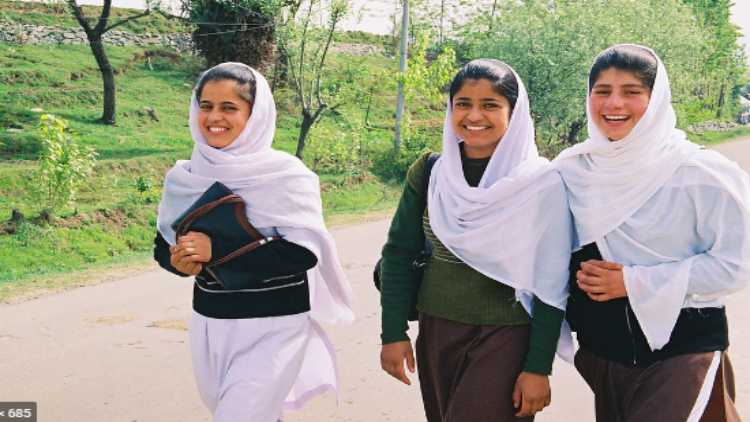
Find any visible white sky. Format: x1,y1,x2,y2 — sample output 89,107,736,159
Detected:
731,0,750,58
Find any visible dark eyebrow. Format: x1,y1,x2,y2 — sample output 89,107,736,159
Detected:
454,96,504,102
592,83,647,89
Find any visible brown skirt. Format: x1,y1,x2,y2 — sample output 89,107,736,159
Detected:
416,313,533,422
574,348,741,422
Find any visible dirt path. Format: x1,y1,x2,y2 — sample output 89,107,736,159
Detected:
1,139,749,422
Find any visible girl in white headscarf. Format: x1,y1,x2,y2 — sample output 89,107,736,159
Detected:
379,59,574,421
153,62,354,422
555,44,750,421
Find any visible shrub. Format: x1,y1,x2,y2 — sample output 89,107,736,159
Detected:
35,114,98,214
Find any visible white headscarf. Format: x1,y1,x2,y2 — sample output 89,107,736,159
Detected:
554,45,701,245
427,63,574,316
156,63,353,324
554,45,750,350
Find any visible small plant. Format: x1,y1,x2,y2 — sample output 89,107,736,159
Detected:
132,175,159,204
36,114,98,215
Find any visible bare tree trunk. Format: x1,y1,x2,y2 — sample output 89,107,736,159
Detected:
67,0,149,126
394,0,409,153
295,111,316,159
716,81,726,119
439,0,444,45
489,0,499,31
88,37,116,124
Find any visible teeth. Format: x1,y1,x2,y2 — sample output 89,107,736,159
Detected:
208,127,228,133
465,126,489,131
604,115,628,121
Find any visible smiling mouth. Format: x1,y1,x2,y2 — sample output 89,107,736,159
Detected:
464,125,491,132
603,115,629,123
207,126,229,134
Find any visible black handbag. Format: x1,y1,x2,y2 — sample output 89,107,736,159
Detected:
374,153,440,320
171,182,318,291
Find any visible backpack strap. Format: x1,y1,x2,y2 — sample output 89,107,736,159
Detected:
419,152,440,259
422,152,440,195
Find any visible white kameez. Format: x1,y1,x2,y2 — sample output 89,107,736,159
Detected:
156,63,354,421
555,46,750,353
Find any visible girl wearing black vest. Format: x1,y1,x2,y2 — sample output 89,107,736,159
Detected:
556,44,750,421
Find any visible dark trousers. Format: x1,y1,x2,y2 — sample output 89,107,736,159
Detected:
416,313,534,422
574,348,741,422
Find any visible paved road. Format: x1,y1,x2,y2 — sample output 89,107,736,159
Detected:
1,138,749,422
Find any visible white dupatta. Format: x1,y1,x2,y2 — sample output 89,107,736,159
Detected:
554,46,750,350
157,64,353,324
427,66,574,359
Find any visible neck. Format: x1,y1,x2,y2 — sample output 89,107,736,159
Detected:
462,144,496,159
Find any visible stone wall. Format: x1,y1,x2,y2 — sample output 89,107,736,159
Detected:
0,23,386,56
0,23,193,52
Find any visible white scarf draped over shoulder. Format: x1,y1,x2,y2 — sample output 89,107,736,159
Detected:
427,67,574,325
156,64,353,325
554,45,750,350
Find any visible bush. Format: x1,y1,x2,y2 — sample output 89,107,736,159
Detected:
35,114,97,214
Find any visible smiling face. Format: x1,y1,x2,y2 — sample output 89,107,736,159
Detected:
451,78,512,159
197,79,252,149
589,67,651,141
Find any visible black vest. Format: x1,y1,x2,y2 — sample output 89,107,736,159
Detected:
566,243,728,367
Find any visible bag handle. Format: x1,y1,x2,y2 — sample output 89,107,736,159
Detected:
175,194,244,236
207,236,281,268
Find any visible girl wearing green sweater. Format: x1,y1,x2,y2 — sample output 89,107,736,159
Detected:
379,59,573,421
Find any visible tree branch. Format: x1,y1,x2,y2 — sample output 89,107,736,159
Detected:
66,0,92,34
313,5,341,107
94,0,113,34
104,9,151,33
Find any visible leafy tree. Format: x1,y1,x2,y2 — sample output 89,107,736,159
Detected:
680,0,747,117
460,0,731,154
186,0,297,71
67,0,157,125
276,0,353,159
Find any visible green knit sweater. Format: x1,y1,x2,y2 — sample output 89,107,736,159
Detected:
380,151,564,375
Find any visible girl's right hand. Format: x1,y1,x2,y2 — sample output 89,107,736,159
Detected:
380,340,416,385
169,244,203,276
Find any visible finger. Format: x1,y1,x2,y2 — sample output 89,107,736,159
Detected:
586,260,623,270
580,262,608,277
182,263,197,275
390,364,411,385
577,271,605,286
587,292,610,302
178,254,202,266
512,383,521,409
406,349,416,373
516,396,532,417
577,281,608,294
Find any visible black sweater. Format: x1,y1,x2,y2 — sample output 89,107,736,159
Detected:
153,232,311,319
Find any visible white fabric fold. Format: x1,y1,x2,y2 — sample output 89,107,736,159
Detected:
426,66,574,359
555,45,750,350
156,63,353,411
555,45,701,246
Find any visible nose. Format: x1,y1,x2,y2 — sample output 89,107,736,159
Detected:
603,92,625,110
205,108,224,124
466,105,484,122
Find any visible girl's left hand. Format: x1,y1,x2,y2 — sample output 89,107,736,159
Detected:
576,260,626,302
513,372,551,417
173,231,212,263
